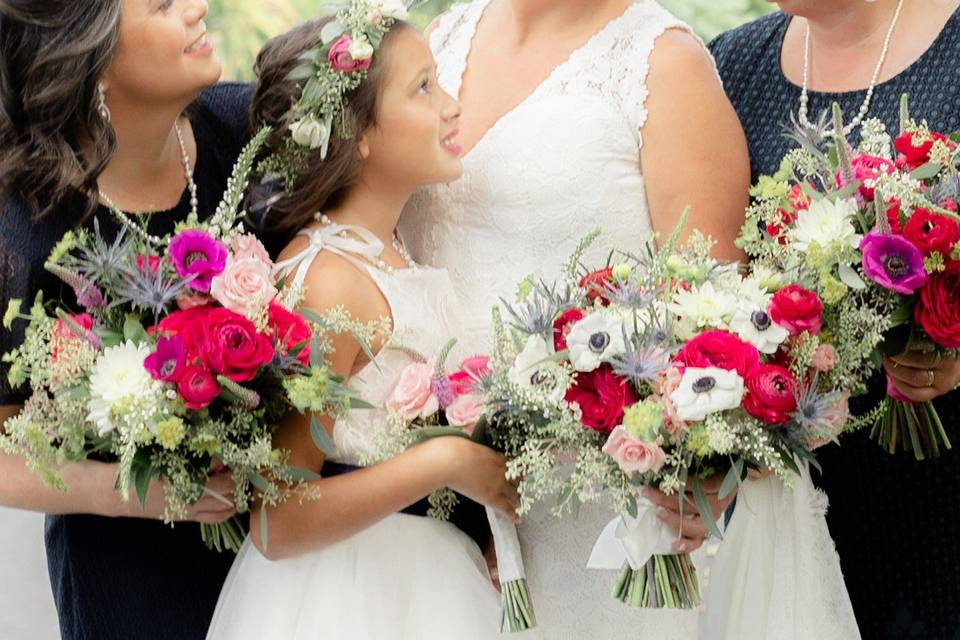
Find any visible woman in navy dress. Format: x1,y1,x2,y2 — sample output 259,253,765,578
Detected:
711,2,960,637
0,1,251,637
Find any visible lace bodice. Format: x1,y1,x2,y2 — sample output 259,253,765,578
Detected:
275,224,470,466
401,0,701,352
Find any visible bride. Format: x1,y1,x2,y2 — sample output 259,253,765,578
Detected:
402,0,858,638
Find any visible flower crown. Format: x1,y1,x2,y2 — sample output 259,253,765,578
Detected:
258,0,418,189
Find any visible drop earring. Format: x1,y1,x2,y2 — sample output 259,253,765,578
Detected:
97,83,112,123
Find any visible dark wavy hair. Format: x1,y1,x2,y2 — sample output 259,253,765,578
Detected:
0,0,121,220
250,16,409,237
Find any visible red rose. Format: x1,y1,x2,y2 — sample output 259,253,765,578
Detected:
327,35,372,73
448,355,491,396
743,364,799,425
201,308,275,382
674,330,761,378
902,208,960,257
268,302,311,366
177,365,221,410
894,131,954,170
579,268,614,306
915,263,960,349
565,365,637,435
769,285,823,336
886,198,903,234
553,308,586,351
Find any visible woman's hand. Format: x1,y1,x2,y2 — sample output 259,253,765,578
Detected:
642,473,738,553
884,344,960,403
106,468,237,524
431,437,520,520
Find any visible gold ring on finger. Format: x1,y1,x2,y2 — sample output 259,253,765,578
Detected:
927,369,936,387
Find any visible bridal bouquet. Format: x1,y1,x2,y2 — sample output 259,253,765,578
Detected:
367,339,537,633
0,129,357,551
738,98,960,459
482,223,860,610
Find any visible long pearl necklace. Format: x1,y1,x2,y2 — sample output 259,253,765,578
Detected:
315,213,418,273
99,120,199,247
798,0,905,136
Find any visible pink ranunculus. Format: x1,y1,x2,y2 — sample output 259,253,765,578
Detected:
177,365,221,410
810,344,838,372
446,393,487,435
386,360,439,422
327,35,372,73
836,154,896,200
201,308,275,382
769,285,823,336
448,355,491,396
210,255,277,317
230,234,272,264
743,364,800,426
268,303,312,366
601,426,666,475
656,365,688,436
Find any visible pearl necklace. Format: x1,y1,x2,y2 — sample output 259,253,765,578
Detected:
798,0,905,137
99,120,199,247
315,212,418,273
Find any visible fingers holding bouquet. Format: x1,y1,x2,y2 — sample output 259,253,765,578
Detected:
884,347,960,403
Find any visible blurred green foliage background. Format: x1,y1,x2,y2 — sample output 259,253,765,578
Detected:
208,0,775,81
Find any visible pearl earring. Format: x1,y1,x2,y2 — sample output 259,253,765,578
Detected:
97,83,112,123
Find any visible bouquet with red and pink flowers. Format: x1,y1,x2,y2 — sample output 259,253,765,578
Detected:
739,98,960,459
367,340,536,633
1,129,357,551
481,224,860,610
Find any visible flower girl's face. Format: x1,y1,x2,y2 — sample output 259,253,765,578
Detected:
360,27,463,187
104,0,222,105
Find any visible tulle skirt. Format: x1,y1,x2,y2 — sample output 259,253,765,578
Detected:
206,513,501,640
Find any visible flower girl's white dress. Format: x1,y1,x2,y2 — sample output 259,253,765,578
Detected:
206,224,500,640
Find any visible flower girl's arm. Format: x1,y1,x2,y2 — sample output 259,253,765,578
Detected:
0,405,236,522
250,257,518,561
642,29,750,263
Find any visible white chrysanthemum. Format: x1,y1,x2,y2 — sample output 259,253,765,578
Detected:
565,313,626,372
668,281,738,339
788,198,862,252
670,367,744,422
729,307,790,354
737,276,773,309
87,341,160,437
750,264,785,292
509,335,565,402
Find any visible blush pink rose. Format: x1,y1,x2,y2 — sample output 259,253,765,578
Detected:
601,426,666,475
210,256,277,317
386,360,439,421
230,234,272,264
446,393,486,435
810,344,838,372
327,35,372,73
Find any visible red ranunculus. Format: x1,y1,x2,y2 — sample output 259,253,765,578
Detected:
565,365,637,435
769,285,823,336
836,154,896,200
915,262,960,349
553,308,586,351
201,308,275,382
177,365,221,410
268,302,311,366
673,330,761,378
743,364,799,425
902,208,960,257
886,198,903,234
895,131,954,170
448,355,491,396
579,268,614,306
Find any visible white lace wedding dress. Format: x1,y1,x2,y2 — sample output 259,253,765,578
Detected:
401,1,860,638
206,225,500,640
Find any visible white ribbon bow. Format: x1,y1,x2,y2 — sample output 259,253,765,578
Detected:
586,497,679,570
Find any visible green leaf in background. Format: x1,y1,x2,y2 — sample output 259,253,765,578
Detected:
208,0,774,82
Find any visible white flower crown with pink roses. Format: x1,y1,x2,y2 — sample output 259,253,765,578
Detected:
258,0,420,188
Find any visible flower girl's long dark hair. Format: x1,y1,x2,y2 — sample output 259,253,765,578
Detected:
250,16,410,238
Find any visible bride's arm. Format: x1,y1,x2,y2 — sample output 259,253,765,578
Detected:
640,30,750,263
250,258,518,561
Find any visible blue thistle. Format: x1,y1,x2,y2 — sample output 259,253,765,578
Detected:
500,280,577,338
793,374,847,442
608,328,673,388
111,261,195,323
67,219,135,285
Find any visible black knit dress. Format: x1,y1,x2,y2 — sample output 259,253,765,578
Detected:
711,12,960,639
0,82,252,640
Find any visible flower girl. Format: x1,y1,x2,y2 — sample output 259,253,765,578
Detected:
206,6,514,639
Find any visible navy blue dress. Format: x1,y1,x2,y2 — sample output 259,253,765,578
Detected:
0,82,253,640
711,12,960,639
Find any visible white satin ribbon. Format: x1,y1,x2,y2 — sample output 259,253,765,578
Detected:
486,506,525,582
272,221,387,291
586,497,678,571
